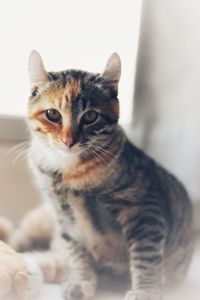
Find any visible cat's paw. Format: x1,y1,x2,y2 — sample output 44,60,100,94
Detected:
125,291,138,300
125,290,161,300
24,256,44,297
125,291,149,300
62,280,96,300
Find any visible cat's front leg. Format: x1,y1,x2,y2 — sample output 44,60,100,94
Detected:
121,210,166,300
125,290,162,300
61,235,97,300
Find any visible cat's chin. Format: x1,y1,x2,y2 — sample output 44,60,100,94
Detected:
54,147,81,158
48,141,82,158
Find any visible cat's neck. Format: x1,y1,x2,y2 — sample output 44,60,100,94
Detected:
29,127,125,189
63,131,124,189
29,135,80,173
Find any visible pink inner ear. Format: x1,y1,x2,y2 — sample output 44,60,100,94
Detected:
28,50,49,88
102,53,121,85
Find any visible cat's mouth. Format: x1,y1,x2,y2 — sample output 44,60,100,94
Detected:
49,140,82,158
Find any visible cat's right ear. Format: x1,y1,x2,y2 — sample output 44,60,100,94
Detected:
28,50,49,89
101,53,121,89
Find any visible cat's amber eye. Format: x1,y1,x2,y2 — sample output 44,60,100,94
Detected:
81,110,98,125
45,109,62,123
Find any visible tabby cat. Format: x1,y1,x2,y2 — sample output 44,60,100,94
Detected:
27,50,193,300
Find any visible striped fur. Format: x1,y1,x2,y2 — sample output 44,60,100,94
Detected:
27,51,193,300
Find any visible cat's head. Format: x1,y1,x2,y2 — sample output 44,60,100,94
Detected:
27,51,121,160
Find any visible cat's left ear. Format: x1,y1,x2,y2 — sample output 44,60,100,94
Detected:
101,53,121,89
28,50,49,89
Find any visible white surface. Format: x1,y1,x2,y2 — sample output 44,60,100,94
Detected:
34,246,200,300
0,0,142,126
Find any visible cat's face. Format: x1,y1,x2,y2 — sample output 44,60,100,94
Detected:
27,51,121,160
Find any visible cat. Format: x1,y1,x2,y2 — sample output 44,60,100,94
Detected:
27,50,193,300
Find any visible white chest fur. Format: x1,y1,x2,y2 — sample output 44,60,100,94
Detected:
60,192,128,274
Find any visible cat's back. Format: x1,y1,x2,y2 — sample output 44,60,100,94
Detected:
115,137,193,227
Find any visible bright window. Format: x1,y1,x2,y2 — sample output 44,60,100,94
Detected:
0,0,141,126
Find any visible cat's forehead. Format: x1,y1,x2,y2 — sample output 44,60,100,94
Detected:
43,70,99,105
29,69,117,116
47,76,81,107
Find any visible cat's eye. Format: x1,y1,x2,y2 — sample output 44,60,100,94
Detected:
81,110,98,125
45,109,62,123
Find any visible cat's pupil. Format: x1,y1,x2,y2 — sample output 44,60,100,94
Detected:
82,110,98,125
45,109,62,123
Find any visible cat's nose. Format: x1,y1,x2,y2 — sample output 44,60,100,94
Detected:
62,137,74,148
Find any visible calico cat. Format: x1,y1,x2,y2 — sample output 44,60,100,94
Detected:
27,50,193,300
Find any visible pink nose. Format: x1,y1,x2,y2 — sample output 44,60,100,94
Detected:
62,137,74,148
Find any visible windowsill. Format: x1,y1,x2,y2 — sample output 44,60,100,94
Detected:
0,115,28,142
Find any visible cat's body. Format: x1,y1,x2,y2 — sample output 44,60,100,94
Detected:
27,51,193,300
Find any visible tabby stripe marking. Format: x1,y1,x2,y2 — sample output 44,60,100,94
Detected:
133,255,162,264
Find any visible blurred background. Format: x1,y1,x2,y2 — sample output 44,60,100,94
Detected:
0,0,200,299
1,0,200,222
0,0,142,221
133,0,200,207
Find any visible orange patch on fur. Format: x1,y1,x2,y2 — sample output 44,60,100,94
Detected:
63,158,107,189
46,77,80,108
64,77,81,103
63,139,120,189
28,77,80,141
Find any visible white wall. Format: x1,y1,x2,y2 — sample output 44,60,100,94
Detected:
133,0,200,203
0,143,40,222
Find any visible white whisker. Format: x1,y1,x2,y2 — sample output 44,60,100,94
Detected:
86,145,112,165
91,144,115,161
7,141,30,156
12,149,28,164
